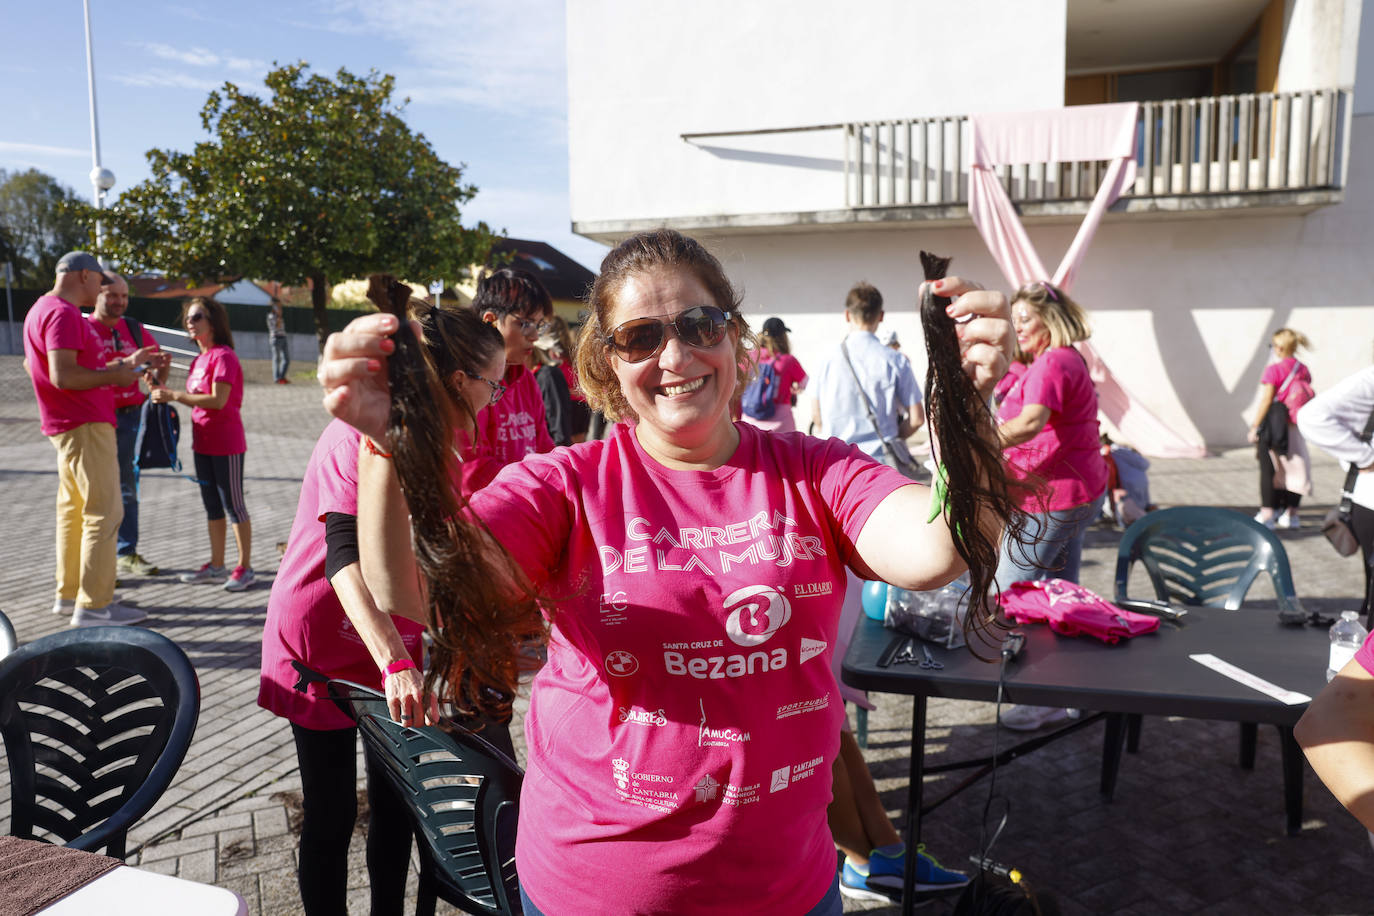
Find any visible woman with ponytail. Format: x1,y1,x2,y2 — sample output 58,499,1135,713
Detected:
320,230,1017,916
258,279,507,916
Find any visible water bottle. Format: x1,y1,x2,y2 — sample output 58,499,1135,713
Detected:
1327,611,1369,682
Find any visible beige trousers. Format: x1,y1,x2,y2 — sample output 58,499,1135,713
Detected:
50,422,122,609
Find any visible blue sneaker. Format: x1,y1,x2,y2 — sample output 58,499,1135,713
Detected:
868,843,970,894
839,860,899,903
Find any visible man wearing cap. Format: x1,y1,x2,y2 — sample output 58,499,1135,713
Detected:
811,281,924,474
22,252,153,626
89,272,171,577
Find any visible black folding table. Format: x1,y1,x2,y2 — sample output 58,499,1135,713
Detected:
841,607,1331,915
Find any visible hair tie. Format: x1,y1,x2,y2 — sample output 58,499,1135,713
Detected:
1040,281,1059,303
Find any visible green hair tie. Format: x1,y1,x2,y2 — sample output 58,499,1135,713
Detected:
926,461,950,525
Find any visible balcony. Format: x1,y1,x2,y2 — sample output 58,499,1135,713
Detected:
575,88,1352,242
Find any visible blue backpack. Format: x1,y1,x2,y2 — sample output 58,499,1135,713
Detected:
741,360,781,420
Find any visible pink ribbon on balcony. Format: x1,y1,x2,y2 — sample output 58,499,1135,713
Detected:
969,102,1206,459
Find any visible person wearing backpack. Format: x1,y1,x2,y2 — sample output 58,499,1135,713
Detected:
740,316,807,433
87,272,170,578
1247,328,1315,530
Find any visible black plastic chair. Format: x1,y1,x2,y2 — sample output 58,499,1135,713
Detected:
0,626,200,857
1109,506,1308,831
326,679,524,916
0,610,16,658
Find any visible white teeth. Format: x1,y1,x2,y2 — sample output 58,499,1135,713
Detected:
661,377,706,397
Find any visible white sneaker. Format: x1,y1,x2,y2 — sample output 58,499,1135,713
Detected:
180,563,227,584
71,601,147,628
53,598,75,616
1253,511,1276,530
1277,511,1301,530
999,705,1079,732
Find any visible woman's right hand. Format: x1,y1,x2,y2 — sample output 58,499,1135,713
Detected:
386,665,440,728
1246,425,1259,444
318,313,409,443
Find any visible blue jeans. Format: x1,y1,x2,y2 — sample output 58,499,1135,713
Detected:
995,489,1107,591
114,405,141,556
519,872,842,915
271,335,290,382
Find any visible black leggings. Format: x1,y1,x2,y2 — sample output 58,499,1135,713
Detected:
1257,446,1303,512
290,723,414,916
193,451,249,523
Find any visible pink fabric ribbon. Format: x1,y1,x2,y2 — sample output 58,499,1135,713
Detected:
968,102,1207,459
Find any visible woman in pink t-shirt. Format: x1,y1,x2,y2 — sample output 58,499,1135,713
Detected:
150,297,255,591
741,316,808,434
258,298,507,916
320,229,1021,916
1246,327,1314,530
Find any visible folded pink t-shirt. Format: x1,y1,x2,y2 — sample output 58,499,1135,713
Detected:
998,346,1108,512
23,295,114,435
187,345,245,455
471,422,911,915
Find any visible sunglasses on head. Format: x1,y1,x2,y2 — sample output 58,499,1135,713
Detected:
604,305,734,364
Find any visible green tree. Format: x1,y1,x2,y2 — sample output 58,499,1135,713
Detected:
0,169,89,287
91,63,496,350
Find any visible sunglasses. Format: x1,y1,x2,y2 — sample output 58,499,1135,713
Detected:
187,312,208,323
604,306,734,364
463,371,506,405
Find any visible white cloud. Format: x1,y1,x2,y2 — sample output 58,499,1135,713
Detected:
299,0,566,115
111,70,227,92
0,141,88,158
134,41,268,73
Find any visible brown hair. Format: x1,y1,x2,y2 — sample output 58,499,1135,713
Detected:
575,229,755,422
845,282,884,325
181,297,234,349
758,330,790,356
1011,281,1090,349
920,253,1030,657
366,275,540,718
1271,328,1310,359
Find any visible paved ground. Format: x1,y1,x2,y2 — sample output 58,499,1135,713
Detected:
1,352,1372,915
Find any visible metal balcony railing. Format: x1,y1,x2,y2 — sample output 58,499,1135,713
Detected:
840,88,1352,208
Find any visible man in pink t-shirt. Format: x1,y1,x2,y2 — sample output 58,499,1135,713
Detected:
22,252,149,627
88,273,170,577
471,267,556,467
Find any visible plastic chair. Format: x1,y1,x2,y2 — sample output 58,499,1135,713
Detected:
0,626,200,857
0,610,16,658
326,679,524,916
1109,506,1307,831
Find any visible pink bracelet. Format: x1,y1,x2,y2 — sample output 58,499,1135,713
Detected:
382,658,417,682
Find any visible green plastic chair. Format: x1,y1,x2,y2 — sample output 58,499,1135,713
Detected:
326,678,523,916
1110,506,1309,831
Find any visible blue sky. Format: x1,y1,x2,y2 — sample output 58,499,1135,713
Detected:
0,0,609,272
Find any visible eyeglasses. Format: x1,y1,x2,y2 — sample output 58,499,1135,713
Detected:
515,317,552,337
463,371,506,405
604,306,734,364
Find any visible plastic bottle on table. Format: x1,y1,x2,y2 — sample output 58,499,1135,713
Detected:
1327,611,1369,682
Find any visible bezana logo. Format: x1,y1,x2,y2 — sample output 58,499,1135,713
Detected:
724,585,792,647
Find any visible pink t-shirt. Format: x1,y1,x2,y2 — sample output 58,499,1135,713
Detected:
187,345,245,455
472,364,555,468
23,295,115,435
258,419,424,730
761,351,808,407
87,315,160,409
1354,629,1374,677
1262,357,1311,400
471,422,910,915
998,346,1108,512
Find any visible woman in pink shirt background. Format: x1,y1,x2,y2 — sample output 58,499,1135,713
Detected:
741,316,808,433
1246,327,1313,529
150,297,254,591
321,229,1020,916
259,295,507,916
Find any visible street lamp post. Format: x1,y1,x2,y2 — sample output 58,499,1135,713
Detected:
83,0,115,250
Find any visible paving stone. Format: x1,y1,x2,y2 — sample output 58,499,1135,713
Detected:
178,848,218,884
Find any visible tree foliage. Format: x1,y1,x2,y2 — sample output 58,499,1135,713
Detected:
0,169,90,287
91,63,496,349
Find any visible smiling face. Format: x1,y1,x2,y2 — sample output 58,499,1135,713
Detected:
606,267,740,466
94,276,129,324
1012,299,1051,357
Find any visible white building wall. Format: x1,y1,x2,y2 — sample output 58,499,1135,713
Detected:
1276,0,1363,92
567,0,1066,224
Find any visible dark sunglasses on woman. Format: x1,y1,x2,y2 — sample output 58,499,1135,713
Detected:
605,306,734,364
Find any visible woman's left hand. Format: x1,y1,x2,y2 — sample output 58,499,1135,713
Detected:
386,666,440,727
925,277,1013,400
